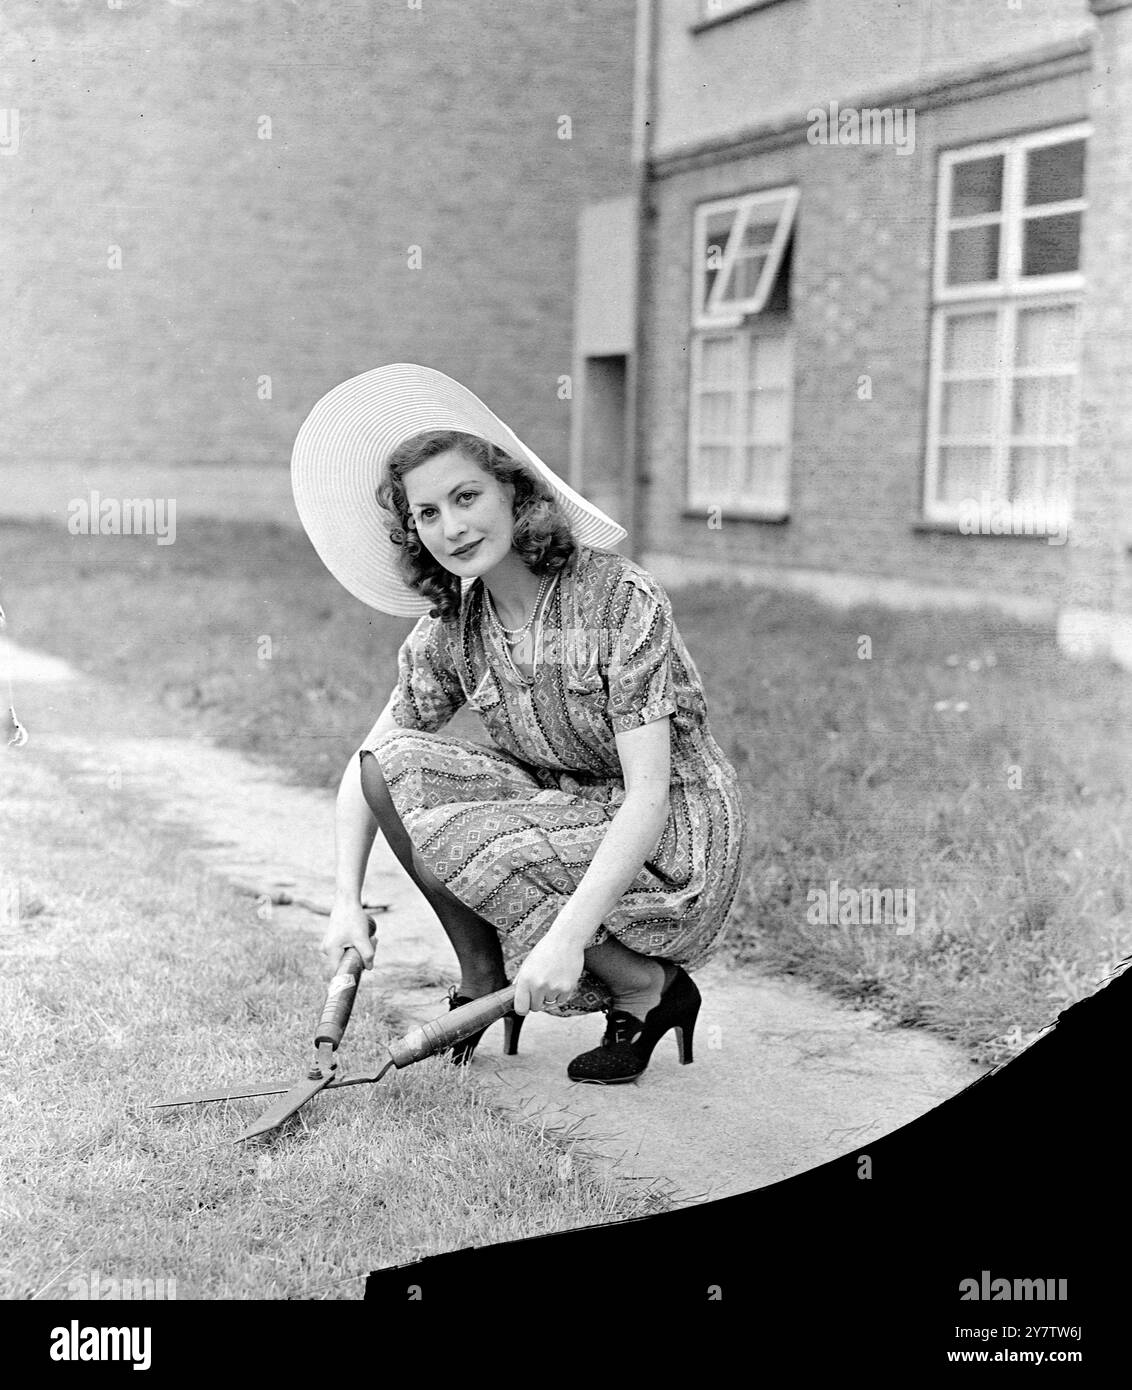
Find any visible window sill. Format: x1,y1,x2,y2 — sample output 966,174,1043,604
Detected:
690,0,797,35
683,507,790,524
912,516,1069,539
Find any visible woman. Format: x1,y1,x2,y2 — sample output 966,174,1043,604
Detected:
291,364,747,1084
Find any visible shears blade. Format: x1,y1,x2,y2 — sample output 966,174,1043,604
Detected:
151,1057,397,1109
232,1070,335,1143
152,1078,300,1107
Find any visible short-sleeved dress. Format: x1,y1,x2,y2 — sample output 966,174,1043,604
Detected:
364,544,748,1017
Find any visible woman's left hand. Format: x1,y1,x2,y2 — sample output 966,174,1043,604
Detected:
514,934,586,1014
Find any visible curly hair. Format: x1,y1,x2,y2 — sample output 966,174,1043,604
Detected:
375,430,578,622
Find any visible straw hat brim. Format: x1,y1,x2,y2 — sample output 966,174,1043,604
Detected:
291,363,627,616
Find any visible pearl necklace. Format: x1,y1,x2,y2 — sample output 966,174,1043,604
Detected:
484,572,551,643
484,572,558,683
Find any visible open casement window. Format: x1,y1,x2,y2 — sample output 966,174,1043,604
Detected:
694,186,798,330
688,326,794,517
925,125,1089,527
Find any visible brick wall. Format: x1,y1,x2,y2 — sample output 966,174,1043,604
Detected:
0,0,634,475
1070,1,1132,627
639,65,1116,608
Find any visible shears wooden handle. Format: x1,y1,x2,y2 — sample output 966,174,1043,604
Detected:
314,930,372,1049
387,985,517,1067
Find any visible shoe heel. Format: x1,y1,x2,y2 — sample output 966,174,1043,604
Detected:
502,1011,524,1056
674,999,700,1065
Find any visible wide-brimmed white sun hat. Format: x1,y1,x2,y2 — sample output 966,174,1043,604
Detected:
291,363,627,616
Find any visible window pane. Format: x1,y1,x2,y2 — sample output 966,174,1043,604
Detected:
698,336,736,387
1015,304,1078,368
941,380,995,437
936,446,992,504
950,155,1004,217
747,389,789,444
742,204,784,253
744,446,787,503
705,210,735,242
694,446,732,498
1022,212,1082,276
1008,446,1071,504
730,253,768,302
947,225,1000,285
1025,140,1085,207
703,209,736,302
1011,377,1075,439
943,312,999,371
750,334,790,389
698,391,733,438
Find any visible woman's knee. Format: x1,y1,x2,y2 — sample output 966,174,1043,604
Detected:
363,728,430,790
367,726,415,761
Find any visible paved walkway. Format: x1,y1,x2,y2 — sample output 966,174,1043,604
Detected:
2,637,986,1205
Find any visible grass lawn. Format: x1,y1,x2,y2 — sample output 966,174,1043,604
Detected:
3,517,1129,1066
0,738,669,1300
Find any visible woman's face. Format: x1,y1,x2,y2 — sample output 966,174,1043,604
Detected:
403,448,517,578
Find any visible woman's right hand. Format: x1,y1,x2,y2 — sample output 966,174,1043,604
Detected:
321,897,377,972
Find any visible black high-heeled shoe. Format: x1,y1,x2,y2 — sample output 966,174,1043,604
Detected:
566,964,700,1084
444,986,525,1066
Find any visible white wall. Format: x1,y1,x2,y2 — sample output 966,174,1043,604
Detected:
654,0,1094,156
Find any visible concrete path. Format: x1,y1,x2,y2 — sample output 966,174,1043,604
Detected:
2,637,986,1205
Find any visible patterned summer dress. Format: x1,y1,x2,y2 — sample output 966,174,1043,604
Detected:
365,544,748,1016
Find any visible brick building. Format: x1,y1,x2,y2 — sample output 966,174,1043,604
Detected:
0,0,634,484
571,0,1132,665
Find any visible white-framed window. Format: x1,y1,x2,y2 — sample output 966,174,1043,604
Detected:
925,124,1089,527
688,328,793,515
693,187,798,330
688,185,797,518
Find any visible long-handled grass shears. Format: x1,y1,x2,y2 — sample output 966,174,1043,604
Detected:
151,919,517,1142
